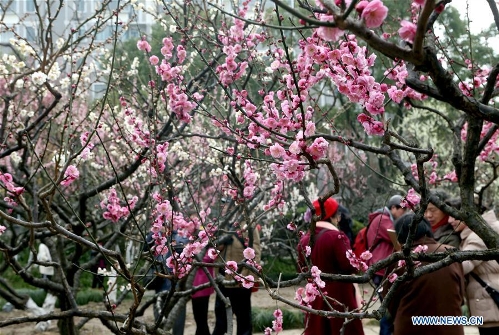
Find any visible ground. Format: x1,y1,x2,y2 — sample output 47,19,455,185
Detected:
0,284,480,334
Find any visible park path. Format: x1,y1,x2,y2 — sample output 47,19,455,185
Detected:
191,285,480,335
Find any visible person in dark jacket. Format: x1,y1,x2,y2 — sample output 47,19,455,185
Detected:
145,231,188,335
383,213,465,335
424,189,460,248
337,205,355,247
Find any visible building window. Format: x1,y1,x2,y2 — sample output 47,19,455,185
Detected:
127,26,140,39
108,0,119,11
1,0,18,12
77,0,85,12
0,30,14,43
26,0,36,12
96,26,113,41
26,26,36,43
92,82,107,99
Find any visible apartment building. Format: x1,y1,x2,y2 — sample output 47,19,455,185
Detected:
0,0,162,44
0,0,164,98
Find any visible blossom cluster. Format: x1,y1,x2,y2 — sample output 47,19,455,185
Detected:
223,246,259,289
264,309,283,335
61,165,80,186
100,188,138,223
295,282,321,307
400,188,421,209
346,249,371,272
0,172,25,197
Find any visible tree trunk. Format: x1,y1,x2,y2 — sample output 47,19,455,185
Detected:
57,294,78,335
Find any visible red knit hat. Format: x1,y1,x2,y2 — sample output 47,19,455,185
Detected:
313,198,339,220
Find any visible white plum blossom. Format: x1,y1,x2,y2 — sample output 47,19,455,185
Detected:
31,71,48,85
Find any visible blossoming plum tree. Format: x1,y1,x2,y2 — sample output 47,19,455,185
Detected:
1,0,499,334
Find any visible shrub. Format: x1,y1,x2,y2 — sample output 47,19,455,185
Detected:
16,288,47,307
252,307,304,332
262,257,297,281
7,288,106,308
352,219,366,236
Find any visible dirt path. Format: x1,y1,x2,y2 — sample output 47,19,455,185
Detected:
0,284,480,334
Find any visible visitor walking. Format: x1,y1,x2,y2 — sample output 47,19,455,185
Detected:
448,199,499,335
297,197,364,335
212,223,261,335
384,213,465,335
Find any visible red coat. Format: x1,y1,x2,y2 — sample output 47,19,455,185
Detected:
298,225,364,335
366,209,395,276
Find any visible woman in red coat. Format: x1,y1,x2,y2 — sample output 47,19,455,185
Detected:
297,198,364,335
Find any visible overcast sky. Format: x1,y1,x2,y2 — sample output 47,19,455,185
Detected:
450,0,495,33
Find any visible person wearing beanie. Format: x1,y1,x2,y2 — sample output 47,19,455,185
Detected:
297,197,364,335
366,194,408,335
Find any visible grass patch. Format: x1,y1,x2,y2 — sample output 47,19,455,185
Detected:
75,289,106,305
262,257,297,281
252,307,304,332
2,288,106,309
16,288,47,307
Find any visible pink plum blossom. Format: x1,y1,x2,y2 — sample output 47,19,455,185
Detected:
388,273,398,283
100,188,136,223
428,171,438,184
357,113,385,136
0,225,6,235
444,170,458,182
306,137,329,160
311,266,325,288
387,86,405,103
413,244,428,253
400,188,421,209
398,20,417,43
80,131,90,146
295,283,320,306
316,15,343,42
269,143,286,158
361,0,388,28
156,201,171,214
272,308,283,332
241,275,255,289
356,1,369,14
61,165,80,186
243,247,256,260
360,250,373,261
137,36,152,52
225,260,238,275
149,55,159,65
305,245,311,257
346,249,369,272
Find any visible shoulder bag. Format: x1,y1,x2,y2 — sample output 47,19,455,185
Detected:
469,271,499,309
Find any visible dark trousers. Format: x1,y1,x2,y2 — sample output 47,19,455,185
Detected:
91,274,104,288
373,274,394,335
479,327,499,335
192,296,210,335
212,286,252,335
154,280,185,335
